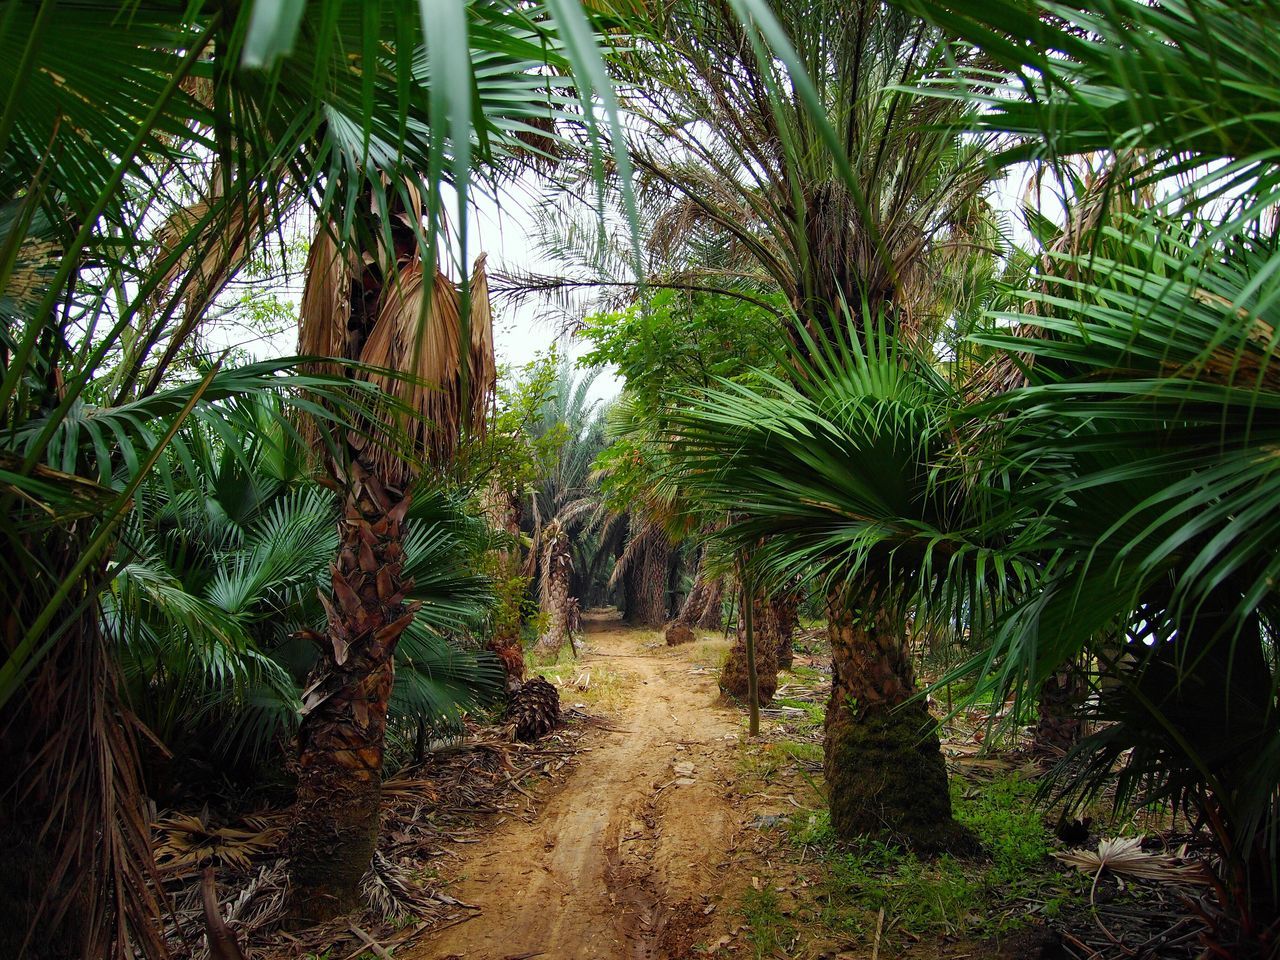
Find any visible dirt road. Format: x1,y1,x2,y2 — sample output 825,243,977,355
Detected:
414,617,746,960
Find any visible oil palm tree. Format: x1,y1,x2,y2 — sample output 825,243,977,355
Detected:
525,364,611,647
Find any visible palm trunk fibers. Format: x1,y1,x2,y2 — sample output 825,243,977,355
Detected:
288,467,417,923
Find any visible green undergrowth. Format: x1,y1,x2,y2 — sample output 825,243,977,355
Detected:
737,736,824,784
739,771,1086,957
772,695,825,731
741,886,796,958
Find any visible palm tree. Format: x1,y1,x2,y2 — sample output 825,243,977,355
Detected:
659,323,1015,850
289,198,502,919
579,0,999,848
882,0,1280,942
535,519,576,656
604,0,993,343
111,401,500,775
0,2,654,951
525,364,611,647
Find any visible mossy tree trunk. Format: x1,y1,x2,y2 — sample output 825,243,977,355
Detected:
823,587,967,852
289,465,417,923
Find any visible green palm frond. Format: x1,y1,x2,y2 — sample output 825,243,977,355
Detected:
390,620,505,739
659,313,1035,620
901,0,1280,229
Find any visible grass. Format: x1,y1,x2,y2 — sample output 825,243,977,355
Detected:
952,774,1053,887
740,769,1085,957
741,886,796,958
528,648,630,713
678,635,732,670
719,623,1088,956
772,696,825,731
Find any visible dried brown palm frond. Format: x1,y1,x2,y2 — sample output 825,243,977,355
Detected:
297,222,359,372
5,606,170,960
135,173,297,395
152,812,287,877
358,255,496,474
361,851,435,920
1055,837,1212,886
4,238,60,315
298,219,497,478
606,516,663,590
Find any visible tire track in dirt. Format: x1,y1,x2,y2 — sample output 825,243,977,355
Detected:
415,616,742,960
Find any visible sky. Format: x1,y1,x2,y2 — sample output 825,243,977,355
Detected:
467,180,623,401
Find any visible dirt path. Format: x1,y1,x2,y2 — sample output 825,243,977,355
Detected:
414,617,746,960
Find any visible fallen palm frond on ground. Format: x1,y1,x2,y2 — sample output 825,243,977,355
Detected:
149,717,592,959
1055,837,1213,886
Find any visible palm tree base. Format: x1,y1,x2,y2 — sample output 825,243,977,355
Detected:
824,701,972,853
721,621,778,705
287,775,382,924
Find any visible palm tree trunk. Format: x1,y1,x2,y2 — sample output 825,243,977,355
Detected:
288,465,417,923
696,575,724,630
824,586,968,852
767,583,801,671
665,567,709,645
721,585,779,705
1034,665,1086,754
626,527,671,627
535,527,572,658
482,483,526,688
674,570,711,627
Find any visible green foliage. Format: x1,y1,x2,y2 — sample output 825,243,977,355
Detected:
785,773,1070,950
741,886,796,959
788,809,836,847
952,776,1051,887
657,316,1030,624
773,698,826,731
579,289,780,409
827,843,982,938
890,1,1280,931
111,407,502,770
463,352,567,496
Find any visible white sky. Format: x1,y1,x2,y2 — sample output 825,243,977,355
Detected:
466,181,623,400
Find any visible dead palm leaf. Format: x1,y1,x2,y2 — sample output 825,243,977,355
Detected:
298,222,497,479
1054,836,1212,886
153,812,287,877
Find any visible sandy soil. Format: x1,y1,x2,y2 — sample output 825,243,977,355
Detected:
411,617,748,960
